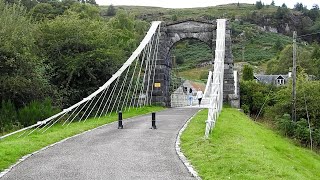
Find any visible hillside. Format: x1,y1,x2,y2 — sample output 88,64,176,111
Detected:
181,108,320,179
101,3,320,76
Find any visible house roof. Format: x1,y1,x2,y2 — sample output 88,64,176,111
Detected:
254,74,289,84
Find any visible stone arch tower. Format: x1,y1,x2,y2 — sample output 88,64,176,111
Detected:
151,20,236,106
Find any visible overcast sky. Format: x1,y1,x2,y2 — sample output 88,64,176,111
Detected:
96,0,319,9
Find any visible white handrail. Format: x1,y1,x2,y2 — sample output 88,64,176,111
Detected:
205,19,226,138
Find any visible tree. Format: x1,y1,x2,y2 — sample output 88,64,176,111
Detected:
106,4,116,16
281,3,287,8
242,65,254,81
255,1,263,9
267,72,320,148
66,3,100,19
86,0,97,5
274,38,283,51
307,4,320,21
240,80,271,115
294,2,304,11
0,0,52,107
275,6,289,19
36,11,141,106
31,3,55,21
271,0,275,6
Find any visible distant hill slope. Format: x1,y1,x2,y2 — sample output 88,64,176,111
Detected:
101,3,318,74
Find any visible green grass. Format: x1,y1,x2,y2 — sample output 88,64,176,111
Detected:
0,106,164,172
178,66,211,81
181,108,320,179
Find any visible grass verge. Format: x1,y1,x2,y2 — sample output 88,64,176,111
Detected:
0,106,164,172
180,108,320,179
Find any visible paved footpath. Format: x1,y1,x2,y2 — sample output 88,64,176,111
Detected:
2,108,199,180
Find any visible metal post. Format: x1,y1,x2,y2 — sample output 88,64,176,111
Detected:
292,31,297,122
118,111,123,129
151,112,156,129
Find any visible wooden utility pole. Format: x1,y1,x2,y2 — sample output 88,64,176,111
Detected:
292,31,297,122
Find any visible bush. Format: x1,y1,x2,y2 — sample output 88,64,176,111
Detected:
0,100,18,133
313,129,320,147
240,80,272,116
294,119,311,145
276,114,295,137
241,104,250,114
18,99,59,127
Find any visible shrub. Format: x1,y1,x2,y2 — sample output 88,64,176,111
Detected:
0,100,18,133
294,119,311,145
18,98,59,127
276,114,295,137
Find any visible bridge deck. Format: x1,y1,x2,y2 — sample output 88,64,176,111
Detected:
2,108,199,180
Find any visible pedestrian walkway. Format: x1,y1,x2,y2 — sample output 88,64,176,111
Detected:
1,108,199,180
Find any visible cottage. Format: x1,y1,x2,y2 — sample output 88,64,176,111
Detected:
254,73,291,86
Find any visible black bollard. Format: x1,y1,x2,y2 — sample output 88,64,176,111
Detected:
151,112,156,129
118,111,123,129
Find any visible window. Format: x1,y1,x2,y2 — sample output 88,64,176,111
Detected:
277,78,285,85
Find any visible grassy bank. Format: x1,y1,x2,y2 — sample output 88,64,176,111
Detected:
178,66,211,81
0,106,164,172
180,108,320,179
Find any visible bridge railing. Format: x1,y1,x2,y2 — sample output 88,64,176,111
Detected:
204,19,226,138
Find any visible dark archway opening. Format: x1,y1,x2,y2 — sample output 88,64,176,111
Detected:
168,38,213,94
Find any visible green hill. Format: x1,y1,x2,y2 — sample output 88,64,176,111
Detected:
101,3,318,74
181,108,320,179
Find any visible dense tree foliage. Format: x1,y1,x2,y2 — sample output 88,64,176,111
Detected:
0,0,147,133
0,1,52,107
255,1,264,10
240,80,273,116
106,4,116,16
242,65,254,81
266,44,320,79
264,72,320,148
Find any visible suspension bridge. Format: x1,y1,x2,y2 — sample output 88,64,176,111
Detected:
0,19,239,179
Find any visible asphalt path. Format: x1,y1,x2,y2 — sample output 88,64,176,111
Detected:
1,108,199,180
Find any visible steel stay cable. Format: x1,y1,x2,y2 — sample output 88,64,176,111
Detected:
149,27,161,105
144,33,157,106
94,85,109,118
111,64,131,114
79,95,97,122
115,64,132,112
61,105,80,126
26,111,68,136
122,53,140,112
106,76,122,116
138,34,154,108
65,100,91,127
99,77,119,117
84,87,108,122
130,41,150,110
102,76,120,117
131,42,150,109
